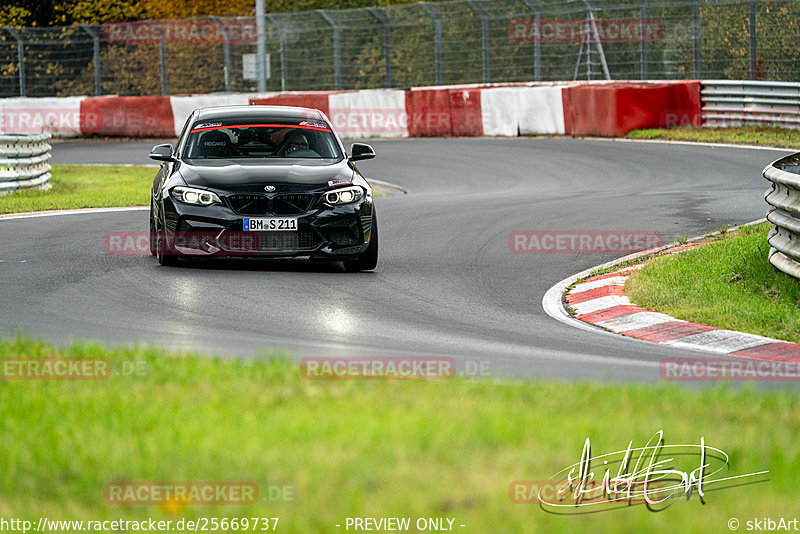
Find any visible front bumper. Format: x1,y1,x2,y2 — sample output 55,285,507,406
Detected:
161,195,374,260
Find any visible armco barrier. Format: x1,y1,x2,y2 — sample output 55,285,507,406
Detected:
764,153,800,279
0,133,52,194
563,81,700,137
79,96,175,137
702,80,800,129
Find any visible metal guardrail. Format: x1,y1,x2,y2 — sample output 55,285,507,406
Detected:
702,80,800,129
764,153,800,279
0,133,52,194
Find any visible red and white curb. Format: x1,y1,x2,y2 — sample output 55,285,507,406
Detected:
544,242,800,361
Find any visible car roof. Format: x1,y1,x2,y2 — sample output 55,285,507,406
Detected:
193,105,326,122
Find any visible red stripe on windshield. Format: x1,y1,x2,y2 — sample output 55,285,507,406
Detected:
190,123,331,133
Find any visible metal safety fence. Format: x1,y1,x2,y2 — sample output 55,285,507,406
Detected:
765,153,800,279
0,133,52,194
0,0,799,98
703,80,800,128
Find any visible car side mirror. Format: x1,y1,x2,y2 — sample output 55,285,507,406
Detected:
150,143,176,162
350,143,375,162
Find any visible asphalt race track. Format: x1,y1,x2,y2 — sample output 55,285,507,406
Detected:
1,138,790,381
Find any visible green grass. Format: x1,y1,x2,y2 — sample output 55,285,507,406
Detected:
626,222,800,343
1,334,798,533
0,165,154,214
627,126,800,148
0,164,400,215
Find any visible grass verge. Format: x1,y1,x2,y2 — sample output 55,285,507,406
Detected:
0,165,154,214
626,222,800,343
0,165,400,215
1,334,798,533
626,126,800,149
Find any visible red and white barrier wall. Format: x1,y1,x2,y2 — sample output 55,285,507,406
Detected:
0,81,701,140
0,97,85,137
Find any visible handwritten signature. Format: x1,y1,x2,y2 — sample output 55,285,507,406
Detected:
538,430,768,510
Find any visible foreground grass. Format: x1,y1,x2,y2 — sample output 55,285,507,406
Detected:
626,223,800,343
0,335,798,533
627,126,800,148
0,165,154,214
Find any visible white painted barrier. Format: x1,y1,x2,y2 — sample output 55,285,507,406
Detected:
480,88,519,136
0,97,85,137
328,89,408,139
480,86,566,137
517,86,565,135
170,94,256,136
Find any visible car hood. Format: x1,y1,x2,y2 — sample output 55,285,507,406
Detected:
178,159,355,194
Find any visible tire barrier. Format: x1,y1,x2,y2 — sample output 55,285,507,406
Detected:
0,132,52,194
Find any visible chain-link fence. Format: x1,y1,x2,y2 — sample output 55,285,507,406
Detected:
1,0,798,98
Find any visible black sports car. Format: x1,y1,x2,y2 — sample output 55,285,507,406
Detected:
149,105,378,271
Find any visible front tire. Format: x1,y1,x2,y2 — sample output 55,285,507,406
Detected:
149,203,157,256
155,213,178,267
343,213,378,272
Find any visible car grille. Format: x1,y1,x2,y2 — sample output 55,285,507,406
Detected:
226,194,315,215
224,229,321,252
273,194,315,215
256,230,320,251
226,194,270,215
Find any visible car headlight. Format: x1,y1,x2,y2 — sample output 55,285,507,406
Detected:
171,186,221,206
324,186,363,206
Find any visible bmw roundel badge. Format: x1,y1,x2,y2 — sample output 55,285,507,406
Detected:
264,185,276,192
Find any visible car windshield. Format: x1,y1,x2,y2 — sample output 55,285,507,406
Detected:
183,120,343,162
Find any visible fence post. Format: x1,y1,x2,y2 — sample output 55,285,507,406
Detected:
637,0,647,80
145,21,168,95
421,2,442,86
318,10,342,91
466,0,490,83
256,0,267,92
79,24,102,95
749,0,757,80
692,0,701,79
210,16,232,92
367,8,392,88
521,0,541,82
3,27,26,97
266,14,288,92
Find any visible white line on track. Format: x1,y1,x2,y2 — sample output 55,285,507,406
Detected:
0,206,148,221
579,136,797,153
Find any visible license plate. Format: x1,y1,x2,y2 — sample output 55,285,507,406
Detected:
243,217,298,231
